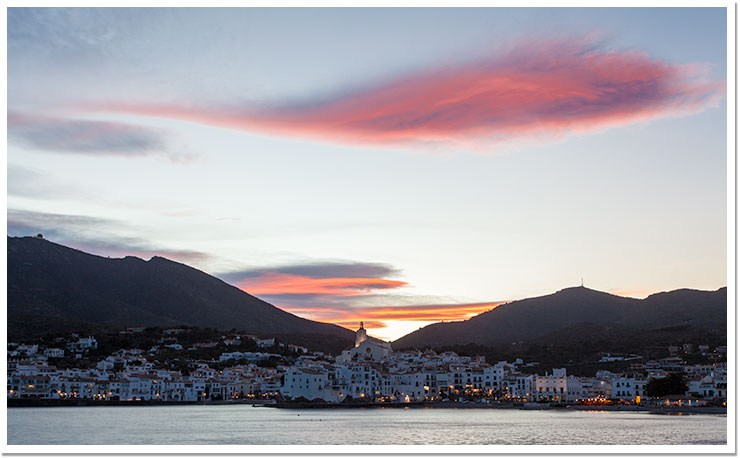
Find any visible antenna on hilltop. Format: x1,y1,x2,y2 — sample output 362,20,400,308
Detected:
581,278,584,287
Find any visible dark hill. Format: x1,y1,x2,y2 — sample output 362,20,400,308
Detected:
394,285,726,349
7,236,354,346
631,288,727,329
530,321,640,346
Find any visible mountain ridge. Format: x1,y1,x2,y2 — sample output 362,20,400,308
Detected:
393,285,726,349
7,236,354,345
8,235,726,354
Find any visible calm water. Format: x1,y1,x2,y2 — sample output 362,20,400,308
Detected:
7,405,726,445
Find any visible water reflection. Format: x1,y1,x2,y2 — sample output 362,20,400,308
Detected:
7,405,727,445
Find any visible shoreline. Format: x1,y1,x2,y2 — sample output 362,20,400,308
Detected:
6,398,275,408
266,402,726,415
7,398,726,415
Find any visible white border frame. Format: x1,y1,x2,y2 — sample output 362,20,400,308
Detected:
1,1,735,455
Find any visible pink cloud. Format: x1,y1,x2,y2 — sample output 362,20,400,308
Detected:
235,272,407,296
85,38,724,150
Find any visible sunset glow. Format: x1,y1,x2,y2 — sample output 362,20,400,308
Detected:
274,301,507,341
278,302,504,322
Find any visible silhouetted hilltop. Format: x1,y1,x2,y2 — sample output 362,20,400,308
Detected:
7,236,354,348
394,285,726,349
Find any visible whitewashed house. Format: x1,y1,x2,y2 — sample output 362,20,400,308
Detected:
43,348,65,358
610,376,647,402
534,368,568,403
388,370,424,402
282,367,337,401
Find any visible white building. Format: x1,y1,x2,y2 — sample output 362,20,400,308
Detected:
282,367,342,402
336,323,393,363
256,339,275,348
581,377,612,400
501,374,534,400
43,348,64,358
17,345,38,356
610,376,647,402
687,374,727,400
534,368,568,403
67,336,98,353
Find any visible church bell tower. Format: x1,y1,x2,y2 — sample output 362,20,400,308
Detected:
354,321,368,347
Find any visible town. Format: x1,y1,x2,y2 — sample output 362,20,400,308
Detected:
8,322,727,409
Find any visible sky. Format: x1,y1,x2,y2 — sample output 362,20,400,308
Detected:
6,7,728,341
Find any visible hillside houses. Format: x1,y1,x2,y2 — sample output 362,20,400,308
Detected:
279,325,727,406
7,358,285,402
6,324,728,407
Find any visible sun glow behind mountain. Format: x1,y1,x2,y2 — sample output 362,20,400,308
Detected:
272,301,507,341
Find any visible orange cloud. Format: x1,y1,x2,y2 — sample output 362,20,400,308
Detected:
279,301,506,326
235,272,407,296
351,303,505,321
84,38,724,150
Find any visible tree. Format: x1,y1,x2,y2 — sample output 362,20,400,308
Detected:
646,373,687,398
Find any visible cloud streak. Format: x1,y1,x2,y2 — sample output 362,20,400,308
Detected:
221,262,406,297
7,112,192,161
236,273,406,296
7,208,210,263
87,38,724,150
8,112,162,155
220,261,400,282
225,262,407,297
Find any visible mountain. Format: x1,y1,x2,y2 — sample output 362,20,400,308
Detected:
7,236,354,346
635,288,728,328
393,285,726,349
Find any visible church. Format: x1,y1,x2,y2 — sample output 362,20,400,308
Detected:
336,322,393,363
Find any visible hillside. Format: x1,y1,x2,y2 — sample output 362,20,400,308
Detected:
7,236,354,347
393,285,726,349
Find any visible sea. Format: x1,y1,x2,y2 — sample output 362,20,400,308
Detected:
7,405,726,445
